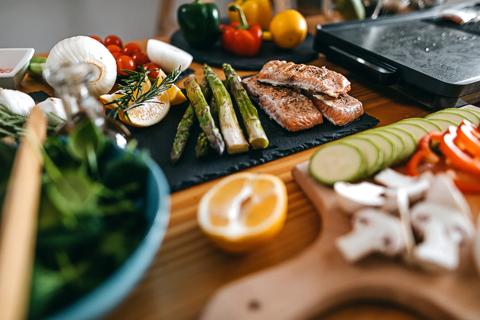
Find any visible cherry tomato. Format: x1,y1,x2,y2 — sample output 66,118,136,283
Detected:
111,51,122,60
116,55,136,76
105,35,123,48
107,45,122,54
123,42,141,56
132,52,150,66
144,62,161,79
89,34,103,44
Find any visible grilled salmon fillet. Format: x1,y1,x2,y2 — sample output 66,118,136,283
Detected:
310,93,364,126
243,76,323,132
257,60,351,98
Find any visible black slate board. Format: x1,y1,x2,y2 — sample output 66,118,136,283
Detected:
131,103,378,192
170,31,318,70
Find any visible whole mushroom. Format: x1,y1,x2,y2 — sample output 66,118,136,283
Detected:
336,208,406,262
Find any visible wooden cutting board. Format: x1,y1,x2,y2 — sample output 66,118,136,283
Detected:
201,161,480,320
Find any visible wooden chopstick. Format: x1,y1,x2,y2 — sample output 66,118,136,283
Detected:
0,106,47,320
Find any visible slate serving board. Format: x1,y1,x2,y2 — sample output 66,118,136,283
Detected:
28,91,379,193
170,31,319,70
131,103,378,192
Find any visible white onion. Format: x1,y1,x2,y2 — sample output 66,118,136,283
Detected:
45,36,117,96
147,39,192,73
0,88,35,116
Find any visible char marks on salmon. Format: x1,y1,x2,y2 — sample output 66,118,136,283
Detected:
311,94,364,126
257,60,351,98
243,76,323,132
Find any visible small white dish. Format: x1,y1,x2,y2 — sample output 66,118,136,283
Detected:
0,48,35,89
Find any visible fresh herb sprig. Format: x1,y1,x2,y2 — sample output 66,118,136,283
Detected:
107,68,181,120
0,104,64,140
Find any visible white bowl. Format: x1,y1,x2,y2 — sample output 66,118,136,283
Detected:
0,48,35,89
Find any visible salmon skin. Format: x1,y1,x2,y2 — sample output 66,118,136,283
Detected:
257,60,351,98
310,94,364,126
243,76,323,132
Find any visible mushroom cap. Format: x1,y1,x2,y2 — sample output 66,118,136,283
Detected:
334,182,386,214
336,208,405,262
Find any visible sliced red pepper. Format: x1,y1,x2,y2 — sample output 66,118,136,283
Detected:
455,120,480,158
447,169,480,193
221,5,262,57
440,126,480,176
406,132,442,176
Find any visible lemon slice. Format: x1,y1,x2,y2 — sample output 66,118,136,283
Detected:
119,93,170,127
99,92,123,110
166,85,186,105
198,173,288,252
155,70,186,106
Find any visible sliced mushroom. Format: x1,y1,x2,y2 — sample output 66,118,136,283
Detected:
336,208,405,262
411,202,474,271
424,173,471,218
334,182,386,214
374,168,431,202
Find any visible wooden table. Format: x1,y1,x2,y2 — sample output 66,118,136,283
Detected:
21,47,429,320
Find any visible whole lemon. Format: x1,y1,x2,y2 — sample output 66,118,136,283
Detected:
270,10,307,49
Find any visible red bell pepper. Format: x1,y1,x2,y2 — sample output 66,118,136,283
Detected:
440,126,480,176
455,120,480,157
406,132,442,176
220,4,262,57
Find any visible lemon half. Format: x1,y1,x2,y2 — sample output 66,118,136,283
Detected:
198,173,288,252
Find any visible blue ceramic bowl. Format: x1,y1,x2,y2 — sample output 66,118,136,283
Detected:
48,155,170,320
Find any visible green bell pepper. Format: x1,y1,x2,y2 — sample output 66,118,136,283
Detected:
177,0,220,49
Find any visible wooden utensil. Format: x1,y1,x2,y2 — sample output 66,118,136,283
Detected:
201,161,480,320
0,107,47,320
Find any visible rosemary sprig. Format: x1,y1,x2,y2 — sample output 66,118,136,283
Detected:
0,104,64,140
107,68,182,120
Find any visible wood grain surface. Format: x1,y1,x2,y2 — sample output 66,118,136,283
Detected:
201,162,480,320
20,40,435,319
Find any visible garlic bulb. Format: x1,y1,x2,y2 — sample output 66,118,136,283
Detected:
45,36,117,96
0,88,35,115
37,97,67,120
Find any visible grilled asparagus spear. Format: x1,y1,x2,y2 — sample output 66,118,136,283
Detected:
184,75,224,155
223,63,269,149
170,104,195,163
195,97,220,158
204,65,248,154
170,78,214,163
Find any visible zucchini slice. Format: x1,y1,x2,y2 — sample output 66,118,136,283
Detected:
426,112,465,126
371,129,404,166
427,118,457,131
357,131,394,169
398,118,442,133
309,142,366,185
383,127,416,162
434,108,479,125
389,122,428,142
343,136,383,176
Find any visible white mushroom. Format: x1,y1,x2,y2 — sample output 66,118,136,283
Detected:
374,168,431,203
336,208,405,262
334,182,386,214
411,202,473,271
424,173,471,218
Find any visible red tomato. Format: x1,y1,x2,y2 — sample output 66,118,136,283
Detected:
89,34,103,44
111,51,122,60
105,35,123,48
132,52,150,66
107,45,122,53
123,42,141,56
144,62,161,79
116,55,136,76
